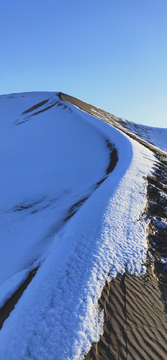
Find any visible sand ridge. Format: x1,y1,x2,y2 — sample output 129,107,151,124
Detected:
1,93,166,359
59,93,167,360
84,157,167,359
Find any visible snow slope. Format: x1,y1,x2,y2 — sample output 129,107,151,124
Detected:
119,118,167,152
0,92,160,359
0,92,110,286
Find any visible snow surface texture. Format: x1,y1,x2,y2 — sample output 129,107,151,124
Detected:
120,118,167,152
0,92,158,359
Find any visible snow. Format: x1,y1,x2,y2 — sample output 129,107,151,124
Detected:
159,258,167,264
0,92,163,359
0,92,109,286
0,268,31,309
120,119,167,152
152,217,167,229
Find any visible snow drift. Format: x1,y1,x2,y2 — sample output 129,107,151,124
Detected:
0,92,156,359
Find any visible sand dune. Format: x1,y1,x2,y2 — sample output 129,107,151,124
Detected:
0,92,166,359
124,273,167,360
85,272,167,360
85,160,167,360
60,93,167,360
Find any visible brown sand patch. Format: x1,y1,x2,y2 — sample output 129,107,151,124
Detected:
85,272,167,360
58,93,167,359
58,92,166,157
2,92,166,358
84,146,167,359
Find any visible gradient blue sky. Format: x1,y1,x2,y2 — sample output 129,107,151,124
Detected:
1,0,167,127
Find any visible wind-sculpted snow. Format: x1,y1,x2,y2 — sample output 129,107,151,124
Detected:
0,93,155,359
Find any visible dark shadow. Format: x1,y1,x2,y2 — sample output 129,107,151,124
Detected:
0,267,39,330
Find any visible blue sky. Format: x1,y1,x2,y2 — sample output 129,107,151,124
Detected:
1,0,167,128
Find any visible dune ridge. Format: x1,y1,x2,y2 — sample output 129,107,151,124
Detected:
0,92,166,359
59,93,167,359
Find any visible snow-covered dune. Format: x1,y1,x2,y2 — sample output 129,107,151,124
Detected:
0,92,158,359
0,92,111,285
118,118,167,153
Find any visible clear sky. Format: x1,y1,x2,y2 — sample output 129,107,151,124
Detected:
1,0,167,128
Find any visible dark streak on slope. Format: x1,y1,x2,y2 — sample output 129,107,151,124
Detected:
0,267,39,330
29,102,58,117
14,97,72,126
106,140,118,175
95,141,118,190
63,141,118,222
22,99,49,114
63,197,89,223
15,101,58,125
12,199,43,212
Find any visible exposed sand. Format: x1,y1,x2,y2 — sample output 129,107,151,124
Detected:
60,92,167,359
84,153,167,359
59,92,167,156
85,272,167,360
1,93,166,359
84,149,167,360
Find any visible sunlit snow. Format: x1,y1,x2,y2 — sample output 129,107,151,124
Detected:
0,92,161,359
120,118,167,152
